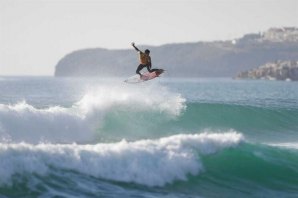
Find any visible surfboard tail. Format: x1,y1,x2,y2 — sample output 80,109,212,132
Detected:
155,69,164,76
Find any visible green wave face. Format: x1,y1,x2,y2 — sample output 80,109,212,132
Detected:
98,102,298,142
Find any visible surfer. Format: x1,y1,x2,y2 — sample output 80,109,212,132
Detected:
131,42,159,78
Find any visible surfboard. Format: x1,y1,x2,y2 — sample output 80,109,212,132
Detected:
124,69,164,83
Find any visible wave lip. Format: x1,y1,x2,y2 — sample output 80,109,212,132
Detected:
0,101,91,143
0,132,243,187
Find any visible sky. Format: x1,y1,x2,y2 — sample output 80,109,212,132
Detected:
0,0,298,76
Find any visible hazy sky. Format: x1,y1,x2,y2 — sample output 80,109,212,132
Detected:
1,0,298,76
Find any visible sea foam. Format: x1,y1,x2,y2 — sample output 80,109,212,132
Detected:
268,142,298,150
0,132,243,187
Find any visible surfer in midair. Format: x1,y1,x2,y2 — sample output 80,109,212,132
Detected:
131,42,159,78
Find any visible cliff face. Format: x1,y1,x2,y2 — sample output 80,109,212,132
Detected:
54,28,298,77
236,61,298,81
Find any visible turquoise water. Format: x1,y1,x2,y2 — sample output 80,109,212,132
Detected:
0,77,297,197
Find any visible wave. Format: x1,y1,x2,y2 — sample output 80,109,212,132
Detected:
0,84,186,143
0,132,243,187
1,132,298,197
1,89,297,145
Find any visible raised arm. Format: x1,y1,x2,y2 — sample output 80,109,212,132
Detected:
131,42,142,52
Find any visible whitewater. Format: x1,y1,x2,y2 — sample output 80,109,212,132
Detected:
0,77,298,197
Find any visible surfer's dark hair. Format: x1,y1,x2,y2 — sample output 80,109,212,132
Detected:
145,49,150,53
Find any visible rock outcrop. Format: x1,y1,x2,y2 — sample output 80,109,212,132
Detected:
236,61,298,81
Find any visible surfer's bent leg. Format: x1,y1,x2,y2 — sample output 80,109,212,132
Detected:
146,65,152,72
136,64,145,76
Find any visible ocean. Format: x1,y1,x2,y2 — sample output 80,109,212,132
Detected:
0,76,297,198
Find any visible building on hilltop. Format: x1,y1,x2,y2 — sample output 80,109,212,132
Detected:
263,27,298,42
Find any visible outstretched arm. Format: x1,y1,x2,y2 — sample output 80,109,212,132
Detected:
131,42,141,52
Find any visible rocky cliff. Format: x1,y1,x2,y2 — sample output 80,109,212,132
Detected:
236,60,298,81
54,27,298,77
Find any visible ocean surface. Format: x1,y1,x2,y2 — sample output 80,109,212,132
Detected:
0,76,297,198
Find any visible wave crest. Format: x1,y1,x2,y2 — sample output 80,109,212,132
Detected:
0,132,243,187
